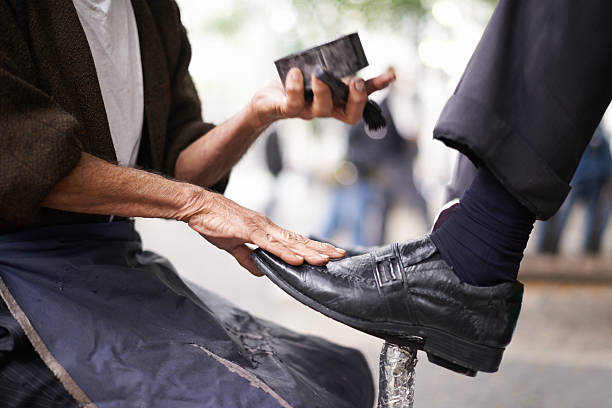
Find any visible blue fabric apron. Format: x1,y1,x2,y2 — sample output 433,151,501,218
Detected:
0,222,373,408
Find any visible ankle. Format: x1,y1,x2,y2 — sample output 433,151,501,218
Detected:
431,167,535,286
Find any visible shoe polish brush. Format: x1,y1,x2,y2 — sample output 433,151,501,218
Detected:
313,66,387,138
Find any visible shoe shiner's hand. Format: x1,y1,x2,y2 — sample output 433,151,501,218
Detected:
249,67,396,127
184,191,345,276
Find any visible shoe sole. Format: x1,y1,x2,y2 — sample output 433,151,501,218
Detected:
253,251,505,377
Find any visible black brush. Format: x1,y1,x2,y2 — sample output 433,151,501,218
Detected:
313,66,387,136
274,33,368,101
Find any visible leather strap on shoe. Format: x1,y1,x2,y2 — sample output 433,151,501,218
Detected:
371,248,404,289
370,243,421,326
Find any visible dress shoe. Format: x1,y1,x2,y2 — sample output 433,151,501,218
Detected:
252,236,523,376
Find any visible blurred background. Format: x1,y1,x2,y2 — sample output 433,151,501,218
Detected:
136,0,612,406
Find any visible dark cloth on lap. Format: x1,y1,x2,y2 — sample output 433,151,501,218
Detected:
0,222,374,408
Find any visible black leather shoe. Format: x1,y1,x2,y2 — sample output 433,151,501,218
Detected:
252,236,523,376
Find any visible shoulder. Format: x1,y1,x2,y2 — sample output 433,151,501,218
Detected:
140,0,188,68
144,0,183,38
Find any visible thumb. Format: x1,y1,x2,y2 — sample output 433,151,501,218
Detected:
229,244,263,277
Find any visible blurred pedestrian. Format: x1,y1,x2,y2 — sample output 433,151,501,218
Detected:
322,90,429,246
538,126,612,253
263,127,284,216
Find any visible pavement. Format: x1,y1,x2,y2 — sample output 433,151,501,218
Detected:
519,254,612,284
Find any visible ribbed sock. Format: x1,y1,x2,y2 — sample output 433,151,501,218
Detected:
430,167,536,286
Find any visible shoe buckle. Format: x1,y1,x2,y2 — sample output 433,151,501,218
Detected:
373,254,403,288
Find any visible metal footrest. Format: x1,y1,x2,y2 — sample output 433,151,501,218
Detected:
377,342,418,408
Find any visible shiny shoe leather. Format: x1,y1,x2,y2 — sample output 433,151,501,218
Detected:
252,236,523,376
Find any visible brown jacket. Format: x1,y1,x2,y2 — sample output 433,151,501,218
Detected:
0,0,226,232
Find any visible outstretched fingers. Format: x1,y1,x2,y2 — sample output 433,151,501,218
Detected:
268,224,345,265
249,227,306,266
364,68,396,95
248,219,345,267
191,194,346,275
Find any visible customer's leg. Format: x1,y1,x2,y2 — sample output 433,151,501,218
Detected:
252,0,612,375
428,0,612,284
431,166,535,286
434,0,612,220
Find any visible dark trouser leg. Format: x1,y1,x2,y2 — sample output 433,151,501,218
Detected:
430,0,612,285
434,0,612,220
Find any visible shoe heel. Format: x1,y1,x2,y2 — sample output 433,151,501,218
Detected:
426,354,477,377
422,328,505,375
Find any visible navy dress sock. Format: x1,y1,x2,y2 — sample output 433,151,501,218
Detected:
430,167,536,286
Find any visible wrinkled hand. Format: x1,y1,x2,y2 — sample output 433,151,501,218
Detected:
250,67,396,127
186,191,345,276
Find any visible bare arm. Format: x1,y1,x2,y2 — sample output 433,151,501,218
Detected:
174,68,396,187
174,104,264,187
43,153,199,220
42,69,395,275
43,153,343,275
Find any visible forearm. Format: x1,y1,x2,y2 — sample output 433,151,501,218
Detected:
43,152,204,220
174,104,268,187
173,67,395,188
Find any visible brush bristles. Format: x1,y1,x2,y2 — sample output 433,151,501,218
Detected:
363,100,386,131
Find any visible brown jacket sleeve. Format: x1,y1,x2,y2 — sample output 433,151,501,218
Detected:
0,5,83,225
162,1,229,194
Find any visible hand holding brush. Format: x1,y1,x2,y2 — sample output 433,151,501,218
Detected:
274,33,395,136
313,65,389,138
